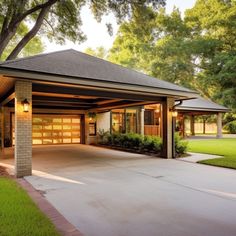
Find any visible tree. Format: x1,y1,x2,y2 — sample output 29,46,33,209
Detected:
185,0,236,110
0,0,165,61
109,7,159,73
109,0,236,110
85,46,108,59
109,7,194,88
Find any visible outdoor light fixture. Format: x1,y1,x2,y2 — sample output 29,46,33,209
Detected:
172,110,178,118
88,112,96,121
22,99,30,112
170,100,182,118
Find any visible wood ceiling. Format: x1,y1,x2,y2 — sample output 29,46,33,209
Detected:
0,76,15,99
3,82,163,112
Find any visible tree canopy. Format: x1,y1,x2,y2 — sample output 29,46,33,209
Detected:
108,0,236,111
85,46,108,59
0,0,165,61
1,22,44,60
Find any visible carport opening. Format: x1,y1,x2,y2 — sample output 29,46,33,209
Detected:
2,82,166,149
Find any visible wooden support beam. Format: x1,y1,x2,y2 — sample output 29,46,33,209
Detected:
94,101,157,112
33,84,165,102
32,95,95,105
0,91,15,106
96,99,122,105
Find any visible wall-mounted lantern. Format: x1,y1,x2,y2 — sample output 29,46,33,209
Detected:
22,99,30,112
172,110,178,118
88,112,96,121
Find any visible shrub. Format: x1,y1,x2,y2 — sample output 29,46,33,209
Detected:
97,129,110,144
99,132,162,154
152,136,162,152
125,133,143,149
224,121,236,134
99,131,186,156
175,133,188,156
141,136,155,151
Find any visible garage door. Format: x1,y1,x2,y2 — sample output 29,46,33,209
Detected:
12,114,81,145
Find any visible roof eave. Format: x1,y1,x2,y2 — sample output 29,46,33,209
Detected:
0,67,199,99
176,107,230,113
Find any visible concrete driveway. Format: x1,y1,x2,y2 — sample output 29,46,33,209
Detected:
1,145,236,236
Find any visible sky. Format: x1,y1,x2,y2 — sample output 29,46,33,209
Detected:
45,0,196,53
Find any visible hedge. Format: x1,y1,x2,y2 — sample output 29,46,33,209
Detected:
98,130,187,156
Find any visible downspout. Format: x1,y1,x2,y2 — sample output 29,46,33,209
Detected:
172,100,183,110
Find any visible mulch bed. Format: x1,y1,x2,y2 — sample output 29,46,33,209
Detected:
93,144,162,157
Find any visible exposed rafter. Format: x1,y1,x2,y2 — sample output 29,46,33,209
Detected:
0,90,15,106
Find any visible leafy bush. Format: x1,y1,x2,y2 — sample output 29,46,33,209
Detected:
98,132,162,154
152,136,162,152
175,133,188,155
97,129,110,144
224,121,236,134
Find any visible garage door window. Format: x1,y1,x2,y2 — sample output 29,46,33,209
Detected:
32,115,81,145
12,114,81,145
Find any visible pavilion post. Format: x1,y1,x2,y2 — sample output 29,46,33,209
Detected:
203,117,206,134
190,115,195,136
216,112,223,138
162,97,175,159
140,107,145,135
182,115,186,138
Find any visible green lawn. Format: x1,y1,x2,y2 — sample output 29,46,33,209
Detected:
188,138,236,169
0,177,60,236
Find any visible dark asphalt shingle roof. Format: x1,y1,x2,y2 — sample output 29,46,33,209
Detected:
0,49,196,94
176,97,229,112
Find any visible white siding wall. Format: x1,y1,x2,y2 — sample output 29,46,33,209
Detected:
97,111,111,133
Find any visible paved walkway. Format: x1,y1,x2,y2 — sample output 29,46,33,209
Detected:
178,152,222,163
1,145,236,236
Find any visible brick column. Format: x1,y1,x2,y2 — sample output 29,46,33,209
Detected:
15,80,32,177
162,97,175,159
216,112,223,138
